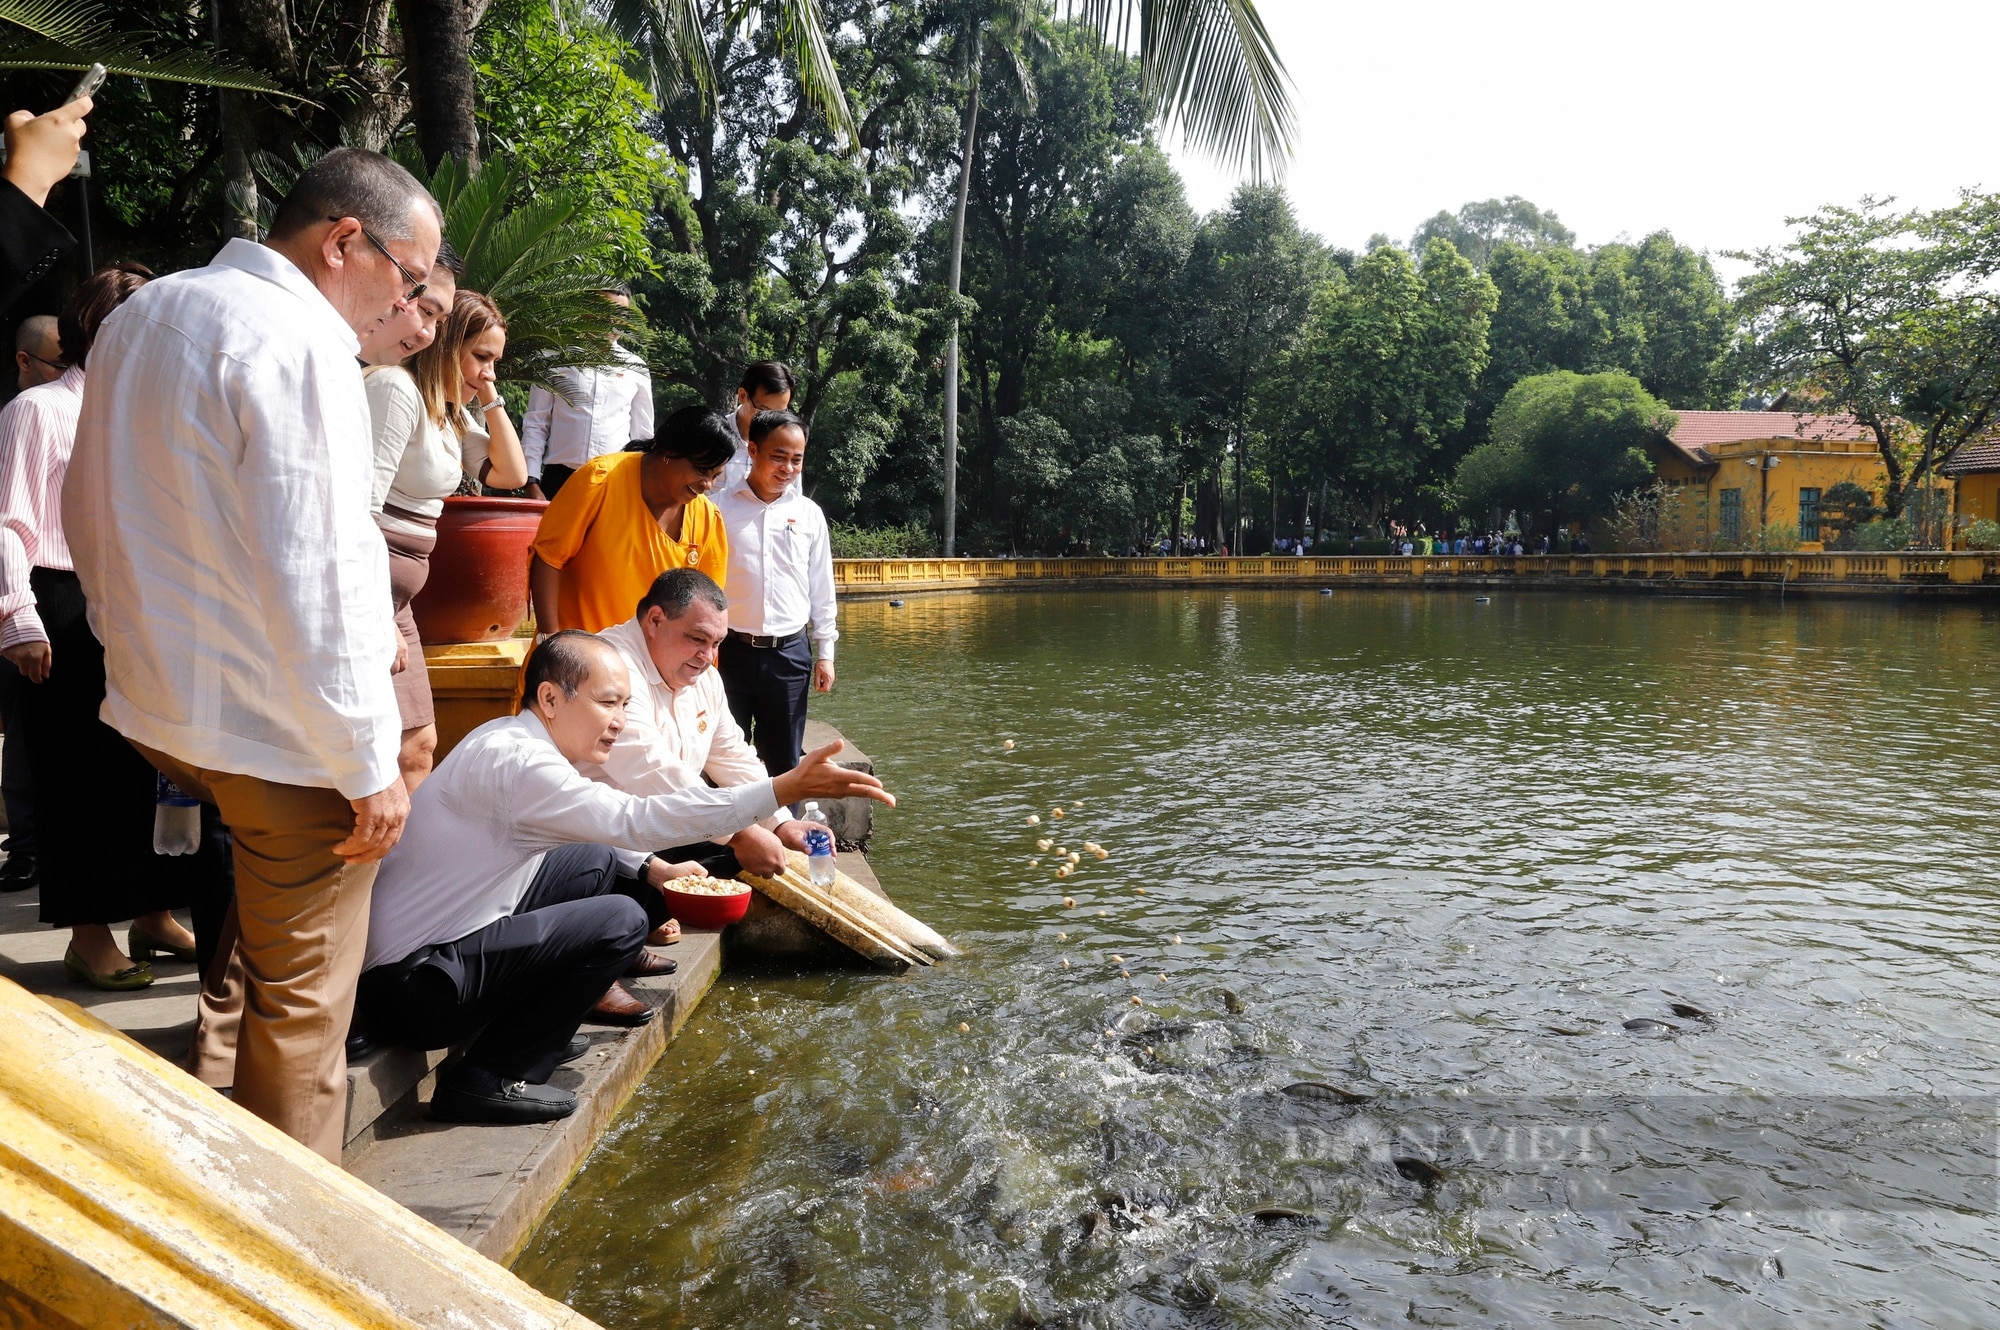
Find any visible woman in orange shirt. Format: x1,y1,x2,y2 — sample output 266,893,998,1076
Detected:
529,406,737,634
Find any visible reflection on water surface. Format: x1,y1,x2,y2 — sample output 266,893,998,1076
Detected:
518,590,2000,1328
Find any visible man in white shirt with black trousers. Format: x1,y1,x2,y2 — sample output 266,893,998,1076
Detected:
713,409,837,779
357,630,891,1124
520,286,653,498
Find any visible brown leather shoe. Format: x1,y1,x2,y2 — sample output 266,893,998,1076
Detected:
625,949,679,978
586,982,656,1027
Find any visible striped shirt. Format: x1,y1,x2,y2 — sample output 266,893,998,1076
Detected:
0,363,83,649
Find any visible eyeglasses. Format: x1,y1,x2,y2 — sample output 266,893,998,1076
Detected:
19,351,65,373
336,217,426,302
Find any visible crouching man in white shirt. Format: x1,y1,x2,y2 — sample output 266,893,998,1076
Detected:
355,630,893,1125
589,567,815,882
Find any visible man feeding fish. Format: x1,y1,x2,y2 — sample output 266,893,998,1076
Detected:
353,630,893,1125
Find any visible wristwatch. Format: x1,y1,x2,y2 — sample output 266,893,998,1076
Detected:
638,854,660,879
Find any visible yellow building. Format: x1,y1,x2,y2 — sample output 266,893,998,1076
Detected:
1942,440,2000,533
1647,411,1883,549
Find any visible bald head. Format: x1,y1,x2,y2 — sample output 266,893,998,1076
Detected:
14,315,60,390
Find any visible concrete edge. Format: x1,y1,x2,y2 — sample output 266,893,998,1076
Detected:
474,937,723,1265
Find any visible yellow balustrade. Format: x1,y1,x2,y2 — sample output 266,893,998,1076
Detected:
830,553,1999,593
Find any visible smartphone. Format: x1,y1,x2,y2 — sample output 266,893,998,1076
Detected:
65,63,107,105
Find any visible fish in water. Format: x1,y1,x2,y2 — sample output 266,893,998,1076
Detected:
1669,1002,1713,1021
1282,1081,1372,1105
1221,990,1248,1015
1544,1025,1595,1037
1249,1205,1317,1225
1622,1017,1678,1036
1393,1156,1445,1188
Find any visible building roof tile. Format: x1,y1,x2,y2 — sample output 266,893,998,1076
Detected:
1942,439,2000,476
1669,410,1872,450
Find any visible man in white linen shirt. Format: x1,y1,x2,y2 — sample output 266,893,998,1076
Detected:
588,567,814,880
520,288,653,498
713,409,837,778
64,148,438,1162
357,631,892,1124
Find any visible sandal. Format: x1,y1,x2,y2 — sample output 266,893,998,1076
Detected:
647,918,682,946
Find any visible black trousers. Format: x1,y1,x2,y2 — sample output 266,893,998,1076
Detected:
21,568,225,927
658,840,742,878
539,462,577,499
718,632,811,778
0,655,33,861
355,843,655,1084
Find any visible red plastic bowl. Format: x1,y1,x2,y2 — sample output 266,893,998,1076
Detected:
663,881,753,929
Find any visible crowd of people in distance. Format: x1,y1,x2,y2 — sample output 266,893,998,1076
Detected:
0,101,887,1162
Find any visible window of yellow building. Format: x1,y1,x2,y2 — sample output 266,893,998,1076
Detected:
1798,487,1821,542
1720,488,1743,544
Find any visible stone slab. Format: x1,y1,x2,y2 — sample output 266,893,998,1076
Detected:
343,928,723,1263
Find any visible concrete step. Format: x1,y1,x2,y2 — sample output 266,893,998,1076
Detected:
343,928,723,1262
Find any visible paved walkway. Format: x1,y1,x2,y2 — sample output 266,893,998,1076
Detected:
0,875,200,1063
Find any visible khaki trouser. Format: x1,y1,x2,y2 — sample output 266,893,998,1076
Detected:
135,744,375,1164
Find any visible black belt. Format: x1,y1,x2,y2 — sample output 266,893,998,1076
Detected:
728,628,805,649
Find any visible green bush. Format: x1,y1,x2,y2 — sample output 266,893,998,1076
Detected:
829,521,938,560
1847,518,1910,551
1962,519,2000,551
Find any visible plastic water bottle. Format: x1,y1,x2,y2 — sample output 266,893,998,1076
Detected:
152,773,200,856
801,801,836,886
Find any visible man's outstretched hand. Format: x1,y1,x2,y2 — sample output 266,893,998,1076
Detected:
771,741,895,810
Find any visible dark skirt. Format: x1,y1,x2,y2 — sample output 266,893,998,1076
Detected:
379,513,438,731
22,567,220,927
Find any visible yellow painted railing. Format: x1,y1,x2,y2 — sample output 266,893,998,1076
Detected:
833,552,2000,589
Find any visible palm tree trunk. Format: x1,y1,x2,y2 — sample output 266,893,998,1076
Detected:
942,54,981,558
399,0,482,170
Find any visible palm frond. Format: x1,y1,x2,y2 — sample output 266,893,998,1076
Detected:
1069,0,1293,177
772,0,856,145
0,0,300,97
599,0,715,111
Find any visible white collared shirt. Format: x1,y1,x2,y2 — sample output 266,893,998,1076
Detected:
585,618,791,862
713,479,838,658
520,347,654,477
65,238,401,798
363,709,778,969
0,363,83,649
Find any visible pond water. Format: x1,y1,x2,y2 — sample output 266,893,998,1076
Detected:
517,590,2000,1328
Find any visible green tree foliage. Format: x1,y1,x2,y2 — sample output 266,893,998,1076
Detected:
1454,370,1673,531
470,0,676,279
1410,195,1574,269
1263,239,1496,527
1737,194,2000,519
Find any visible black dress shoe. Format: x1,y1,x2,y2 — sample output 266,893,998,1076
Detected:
345,1030,379,1061
431,1064,578,1124
557,1033,590,1065
0,854,36,892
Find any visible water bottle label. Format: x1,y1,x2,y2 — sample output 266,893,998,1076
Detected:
805,828,833,856
155,772,199,808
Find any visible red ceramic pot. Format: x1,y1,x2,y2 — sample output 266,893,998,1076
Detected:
410,495,549,644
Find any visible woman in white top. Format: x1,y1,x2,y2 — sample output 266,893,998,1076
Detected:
367,289,529,791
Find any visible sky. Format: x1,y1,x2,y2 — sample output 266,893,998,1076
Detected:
1166,0,1997,290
